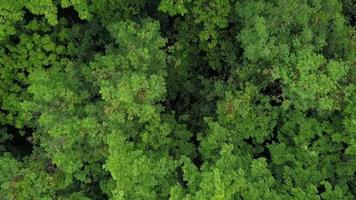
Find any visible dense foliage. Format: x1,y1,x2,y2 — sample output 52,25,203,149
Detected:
0,0,355,199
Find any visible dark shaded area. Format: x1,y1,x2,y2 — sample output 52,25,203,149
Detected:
244,137,272,163
160,18,238,169
158,15,181,46
57,176,110,200
57,6,85,25
340,142,349,162
64,18,112,62
342,0,356,26
4,125,33,158
89,92,101,103
82,161,110,200
306,108,318,118
190,136,204,168
347,174,356,196
56,160,110,199
8,34,20,46
254,142,272,160
145,0,162,19
46,160,58,174
22,8,37,24
53,6,110,63
85,179,110,200
176,165,188,189
261,79,283,106
317,184,326,195
84,172,110,200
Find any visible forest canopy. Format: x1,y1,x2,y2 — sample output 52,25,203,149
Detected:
0,0,355,199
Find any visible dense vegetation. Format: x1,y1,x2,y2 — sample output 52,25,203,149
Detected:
0,0,355,199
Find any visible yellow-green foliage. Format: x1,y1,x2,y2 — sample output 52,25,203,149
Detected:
0,0,355,199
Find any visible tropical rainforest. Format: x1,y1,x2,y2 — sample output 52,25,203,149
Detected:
0,0,355,199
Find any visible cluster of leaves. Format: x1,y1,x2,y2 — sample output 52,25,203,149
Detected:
0,0,355,199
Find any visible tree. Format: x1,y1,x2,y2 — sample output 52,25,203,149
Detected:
0,0,354,199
